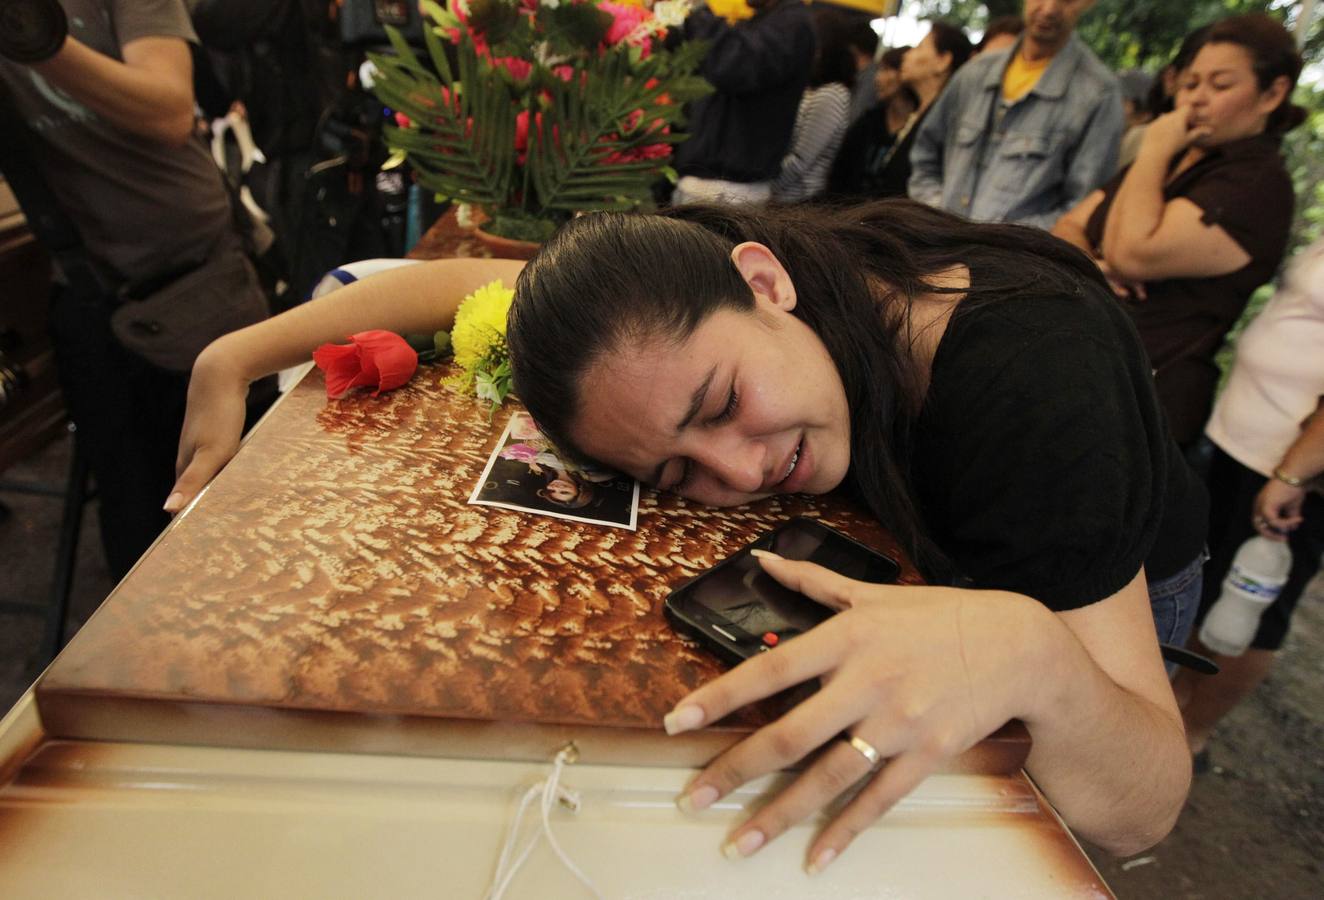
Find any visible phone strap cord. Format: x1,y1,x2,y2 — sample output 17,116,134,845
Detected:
484,746,603,900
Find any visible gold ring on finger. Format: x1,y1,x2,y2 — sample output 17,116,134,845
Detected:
844,733,882,768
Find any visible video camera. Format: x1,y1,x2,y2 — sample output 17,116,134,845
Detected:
0,0,67,64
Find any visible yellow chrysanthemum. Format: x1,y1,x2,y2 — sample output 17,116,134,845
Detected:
451,280,514,373
707,0,754,23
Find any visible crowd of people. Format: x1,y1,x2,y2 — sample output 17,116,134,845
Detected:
4,0,1320,878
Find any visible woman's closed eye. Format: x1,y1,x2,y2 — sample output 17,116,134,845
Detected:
671,458,695,493
711,385,740,425
663,385,740,494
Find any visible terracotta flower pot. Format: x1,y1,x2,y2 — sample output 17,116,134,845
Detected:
473,224,542,261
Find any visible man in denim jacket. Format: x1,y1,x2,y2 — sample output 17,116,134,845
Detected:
908,0,1122,229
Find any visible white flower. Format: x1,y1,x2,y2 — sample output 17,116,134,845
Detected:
651,0,692,30
539,0,560,8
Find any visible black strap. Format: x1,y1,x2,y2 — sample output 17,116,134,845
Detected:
0,84,108,297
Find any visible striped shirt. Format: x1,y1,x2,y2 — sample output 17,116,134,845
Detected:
772,83,851,203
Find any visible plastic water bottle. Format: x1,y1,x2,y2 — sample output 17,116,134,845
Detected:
1199,536,1292,656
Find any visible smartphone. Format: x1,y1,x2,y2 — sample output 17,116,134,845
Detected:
665,517,901,666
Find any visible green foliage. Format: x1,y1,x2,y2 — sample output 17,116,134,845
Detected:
914,1,1320,72
366,3,711,240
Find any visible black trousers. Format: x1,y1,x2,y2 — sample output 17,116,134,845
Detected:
47,281,275,580
1198,445,1324,651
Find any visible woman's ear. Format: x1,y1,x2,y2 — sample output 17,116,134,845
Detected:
1258,75,1291,117
730,242,798,312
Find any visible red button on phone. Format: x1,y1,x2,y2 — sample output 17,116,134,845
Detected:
762,632,779,647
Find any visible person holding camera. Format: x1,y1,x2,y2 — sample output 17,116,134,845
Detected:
0,0,269,577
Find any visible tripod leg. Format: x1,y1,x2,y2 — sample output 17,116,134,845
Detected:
38,432,90,662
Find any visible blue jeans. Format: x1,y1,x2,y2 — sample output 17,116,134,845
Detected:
1148,553,1205,661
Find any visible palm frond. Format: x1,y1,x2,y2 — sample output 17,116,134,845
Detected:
369,11,711,229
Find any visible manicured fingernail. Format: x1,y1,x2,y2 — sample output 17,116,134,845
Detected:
806,848,837,875
722,829,765,860
750,549,783,561
163,492,184,513
663,703,705,735
677,784,719,814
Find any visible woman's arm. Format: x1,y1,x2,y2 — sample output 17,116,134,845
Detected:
664,559,1189,870
1025,569,1189,853
1100,109,1250,282
1050,190,1104,256
1052,190,1147,300
168,258,525,510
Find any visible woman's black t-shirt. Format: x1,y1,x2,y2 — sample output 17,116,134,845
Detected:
911,284,1209,611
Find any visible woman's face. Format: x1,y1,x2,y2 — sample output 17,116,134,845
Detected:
1176,42,1286,147
545,479,579,503
567,246,852,508
874,61,903,101
900,33,947,85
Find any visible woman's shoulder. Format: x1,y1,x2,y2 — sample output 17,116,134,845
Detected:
948,287,1132,359
1188,137,1293,198
926,287,1149,417
805,83,852,112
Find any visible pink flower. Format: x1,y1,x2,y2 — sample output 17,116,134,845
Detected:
601,2,650,46
514,109,532,162
393,111,413,128
312,331,418,398
492,55,533,82
514,110,558,164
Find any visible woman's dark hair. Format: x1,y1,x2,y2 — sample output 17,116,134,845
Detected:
977,15,1023,52
1204,13,1305,135
810,9,859,89
844,20,880,60
1150,25,1213,116
508,203,1108,580
879,46,919,109
927,20,973,78
880,46,909,72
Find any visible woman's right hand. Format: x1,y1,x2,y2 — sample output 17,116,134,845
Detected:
1253,478,1306,541
1096,257,1148,300
165,342,252,513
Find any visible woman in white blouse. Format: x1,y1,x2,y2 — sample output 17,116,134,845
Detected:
1175,237,1324,766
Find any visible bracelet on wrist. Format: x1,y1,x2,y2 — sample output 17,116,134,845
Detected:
1272,467,1306,488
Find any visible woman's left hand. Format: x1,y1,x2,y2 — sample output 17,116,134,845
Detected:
664,555,1039,873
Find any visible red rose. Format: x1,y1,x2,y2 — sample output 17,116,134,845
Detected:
312,330,419,399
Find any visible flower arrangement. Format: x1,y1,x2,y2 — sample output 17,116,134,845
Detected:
368,0,712,243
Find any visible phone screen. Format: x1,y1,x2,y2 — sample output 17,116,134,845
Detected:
674,519,899,649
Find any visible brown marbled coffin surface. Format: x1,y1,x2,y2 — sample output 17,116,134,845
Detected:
36,366,1027,770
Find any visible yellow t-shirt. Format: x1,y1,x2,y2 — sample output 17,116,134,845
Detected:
1002,52,1052,103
